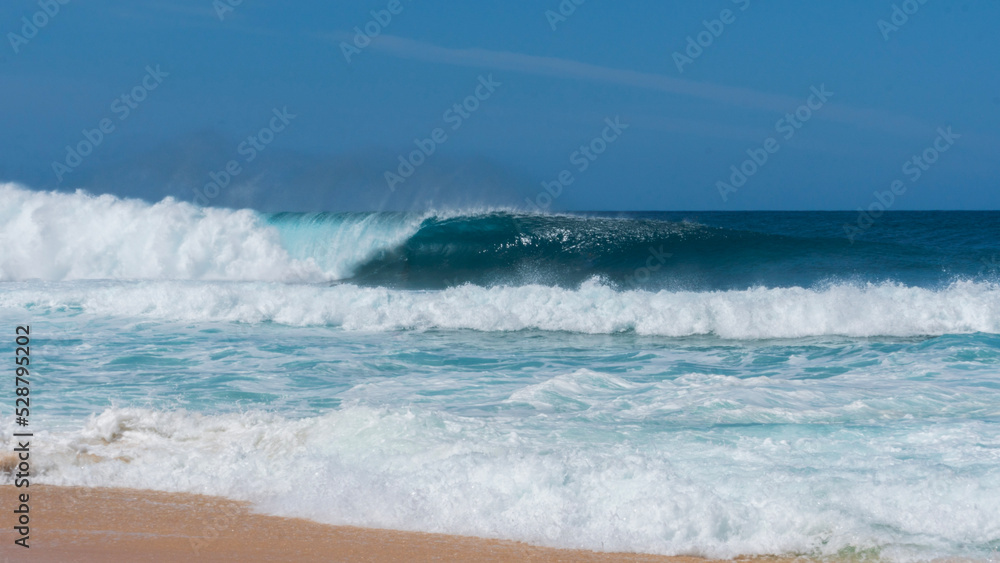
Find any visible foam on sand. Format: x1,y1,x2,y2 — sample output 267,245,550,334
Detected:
8,404,998,561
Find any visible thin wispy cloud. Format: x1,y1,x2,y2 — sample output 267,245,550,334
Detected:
353,34,930,138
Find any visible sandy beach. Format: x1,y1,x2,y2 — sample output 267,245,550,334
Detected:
0,485,732,562
3,0,999,559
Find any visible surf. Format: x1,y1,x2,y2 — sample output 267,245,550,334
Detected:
3,278,999,338
6,184,997,290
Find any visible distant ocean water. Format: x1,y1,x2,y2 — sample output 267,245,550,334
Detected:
2,183,999,561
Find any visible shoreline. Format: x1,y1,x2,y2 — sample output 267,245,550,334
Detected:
1,484,729,562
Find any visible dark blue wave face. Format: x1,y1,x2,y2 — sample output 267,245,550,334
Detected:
274,211,1000,291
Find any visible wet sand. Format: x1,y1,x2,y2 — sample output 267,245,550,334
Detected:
0,484,741,562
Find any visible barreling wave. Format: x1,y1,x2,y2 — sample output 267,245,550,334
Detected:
0,184,707,286
4,183,982,289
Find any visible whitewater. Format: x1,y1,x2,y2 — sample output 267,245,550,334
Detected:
2,184,999,561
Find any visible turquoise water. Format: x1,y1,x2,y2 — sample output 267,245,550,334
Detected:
1,185,999,560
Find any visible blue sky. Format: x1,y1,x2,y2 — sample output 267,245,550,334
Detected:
1,0,998,211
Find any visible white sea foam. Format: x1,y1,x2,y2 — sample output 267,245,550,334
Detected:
6,184,999,560
505,369,638,411
2,278,999,338
0,183,423,282
6,403,998,560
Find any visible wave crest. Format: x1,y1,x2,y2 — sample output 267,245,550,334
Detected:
0,184,329,282
3,278,999,338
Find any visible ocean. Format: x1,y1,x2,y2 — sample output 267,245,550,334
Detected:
2,183,999,560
